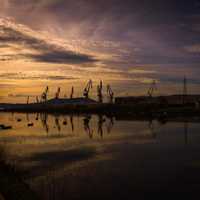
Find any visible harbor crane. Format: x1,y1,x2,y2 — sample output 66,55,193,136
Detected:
107,84,114,103
182,76,187,105
55,87,61,99
147,80,157,98
97,80,103,103
70,86,74,99
83,80,93,99
27,96,29,104
41,86,49,102
36,96,39,103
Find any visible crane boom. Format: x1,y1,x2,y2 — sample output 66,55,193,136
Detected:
41,86,49,102
55,87,61,99
97,80,103,103
70,86,74,99
107,84,114,103
147,80,157,98
83,80,93,98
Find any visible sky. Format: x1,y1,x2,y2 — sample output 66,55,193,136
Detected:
0,0,200,102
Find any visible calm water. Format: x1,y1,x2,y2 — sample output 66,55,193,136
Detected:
1,112,200,199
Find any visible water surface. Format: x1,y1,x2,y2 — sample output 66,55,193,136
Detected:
1,112,200,199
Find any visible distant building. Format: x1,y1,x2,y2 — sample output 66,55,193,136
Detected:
115,95,200,106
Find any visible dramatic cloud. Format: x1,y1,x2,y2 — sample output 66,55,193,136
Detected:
1,0,200,101
0,17,97,64
0,72,79,80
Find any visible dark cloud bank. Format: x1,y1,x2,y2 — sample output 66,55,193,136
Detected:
0,23,96,64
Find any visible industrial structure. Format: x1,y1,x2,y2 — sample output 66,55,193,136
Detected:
9,76,200,110
83,80,93,99
41,86,49,102
107,84,114,104
97,80,103,103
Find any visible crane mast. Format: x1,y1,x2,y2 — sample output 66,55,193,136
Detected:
55,87,61,99
41,86,49,102
70,86,74,99
83,80,93,99
107,84,114,103
147,80,157,98
97,80,103,103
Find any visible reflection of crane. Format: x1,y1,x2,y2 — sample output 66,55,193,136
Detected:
83,80,93,99
184,121,188,145
147,80,157,98
55,87,61,99
107,84,114,103
55,116,61,131
97,80,103,103
40,113,49,133
83,115,93,139
98,115,106,138
70,86,74,99
148,120,156,138
41,86,49,102
106,116,114,134
70,115,74,132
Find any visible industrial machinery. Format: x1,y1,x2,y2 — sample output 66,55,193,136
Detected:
83,80,93,98
55,87,61,99
182,76,187,105
70,86,74,99
147,80,157,98
107,84,114,103
41,86,49,102
97,80,103,103
36,96,39,103
26,96,29,104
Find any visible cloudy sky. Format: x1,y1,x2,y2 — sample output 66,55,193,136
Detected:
0,0,200,102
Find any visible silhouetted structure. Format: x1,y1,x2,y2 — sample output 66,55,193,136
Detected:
83,80,93,99
36,96,39,103
70,87,74,99
55,87,61,99
107,84,114,103
97,80,103,103
27,96,29,104
147,80,157,98
182,76,187,105
41,86,49,102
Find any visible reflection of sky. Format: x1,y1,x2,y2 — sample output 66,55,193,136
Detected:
0,0,200,102
1,112,200,199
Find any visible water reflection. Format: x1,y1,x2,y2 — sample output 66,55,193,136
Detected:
83,115,93,139
40,113,49,133
55,116,61,132
1,112,199,144
1,112,200,200
70,115,74,133
97,115,106,138
106,117,114,134
184,121,188,145
148,120,157,139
